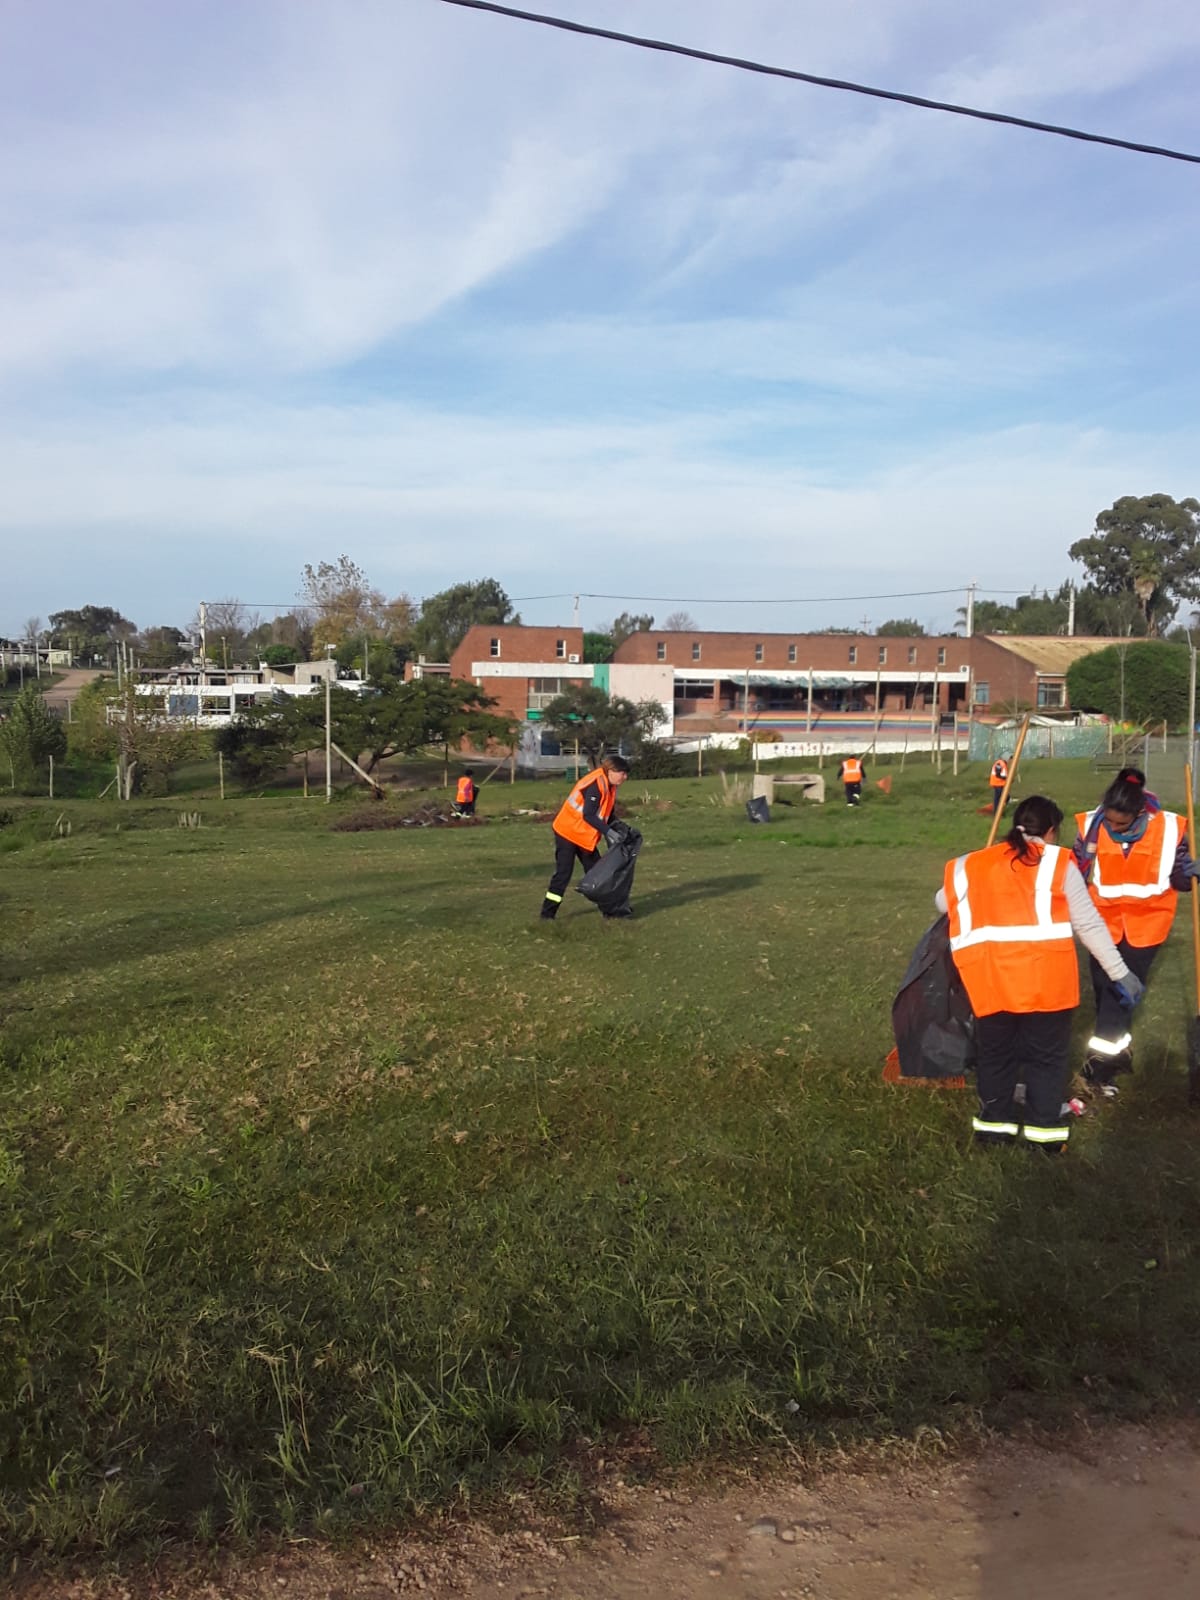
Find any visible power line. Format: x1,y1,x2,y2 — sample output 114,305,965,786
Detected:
436,0,1200,167
509,586,1033,604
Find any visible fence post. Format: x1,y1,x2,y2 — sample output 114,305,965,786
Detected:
49,754,54,799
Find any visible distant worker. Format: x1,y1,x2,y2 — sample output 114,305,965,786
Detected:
540,754,631,920
838,753,865,807
939,795,1142,1153
1073,767,1196,1098
989,756,1009,814
454,770,477,817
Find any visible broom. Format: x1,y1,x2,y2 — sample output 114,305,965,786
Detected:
1186,765,1200,1105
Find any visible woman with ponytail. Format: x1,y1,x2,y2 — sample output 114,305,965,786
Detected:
937,796,1141,1152
1072,767,1198,1096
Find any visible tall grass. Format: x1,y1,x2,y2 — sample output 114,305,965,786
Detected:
3,761,1200,1563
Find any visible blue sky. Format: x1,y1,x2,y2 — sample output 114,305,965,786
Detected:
3,0,1199,639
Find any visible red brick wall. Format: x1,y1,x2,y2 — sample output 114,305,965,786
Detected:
449,624,584,680
612,630,974,673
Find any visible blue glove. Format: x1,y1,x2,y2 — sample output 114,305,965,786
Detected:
1112,972,1146,1009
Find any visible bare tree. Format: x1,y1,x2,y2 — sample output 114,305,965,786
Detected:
662,611,697,631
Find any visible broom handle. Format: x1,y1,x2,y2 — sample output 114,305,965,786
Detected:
985,714,1031,846
1186,765,1200,1010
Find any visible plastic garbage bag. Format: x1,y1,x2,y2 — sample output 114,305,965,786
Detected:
891,914,976,1081
578,827,642,914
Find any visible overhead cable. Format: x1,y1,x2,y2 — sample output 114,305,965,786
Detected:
436,0,1200,166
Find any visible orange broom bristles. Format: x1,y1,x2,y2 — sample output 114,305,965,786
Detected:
882,1047,967,1090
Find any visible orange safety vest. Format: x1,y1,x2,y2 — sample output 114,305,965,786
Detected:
842,758,863,783
942,841,1079,1017
989,759,1009,789
554,767,615,849
456,776,474,804
1074,807,1181,948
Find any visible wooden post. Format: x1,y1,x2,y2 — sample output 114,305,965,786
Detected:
303,752,309,798
806,669,813,733
929,668,938,764
218,750,225,800
952,713,959,776
48,754,54,799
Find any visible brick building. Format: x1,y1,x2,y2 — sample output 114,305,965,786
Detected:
438,624,1116,748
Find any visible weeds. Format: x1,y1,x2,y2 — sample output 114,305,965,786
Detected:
4,762,1200,1562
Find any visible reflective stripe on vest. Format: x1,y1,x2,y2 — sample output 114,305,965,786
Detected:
947,846,1073,953
554,768,614,848
1090,810,1178,900
943,841,1079,1017
1076,808,1181,947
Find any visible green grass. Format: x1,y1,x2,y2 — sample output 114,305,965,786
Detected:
3,760,1200,1564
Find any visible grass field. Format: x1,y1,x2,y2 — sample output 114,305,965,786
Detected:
3,760,1200,1565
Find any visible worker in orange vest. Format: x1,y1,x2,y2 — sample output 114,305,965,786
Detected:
1072,768,1198,1097
454,770,476,816
838,753,865,807
540,753,632,920
988,756,1009,814
939,795,1142,1152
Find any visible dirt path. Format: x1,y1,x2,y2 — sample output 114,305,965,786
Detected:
40,668,103,711
16,1423,1200,1600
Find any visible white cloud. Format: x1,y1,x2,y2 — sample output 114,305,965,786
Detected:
2,0,1199,631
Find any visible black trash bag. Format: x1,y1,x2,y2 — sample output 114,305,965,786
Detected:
745,796,770,824
891,914,976,1080
578,827,643,914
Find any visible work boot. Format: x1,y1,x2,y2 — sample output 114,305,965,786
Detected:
539,901,558,921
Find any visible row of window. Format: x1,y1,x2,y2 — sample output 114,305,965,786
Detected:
657,641,951,666
968,682,1064,708
490,639,576,659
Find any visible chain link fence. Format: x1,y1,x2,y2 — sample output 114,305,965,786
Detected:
967,723,1107,762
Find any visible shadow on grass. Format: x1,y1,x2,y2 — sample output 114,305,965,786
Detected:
630,872,764,917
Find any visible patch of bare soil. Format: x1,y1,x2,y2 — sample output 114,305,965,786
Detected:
14,1423,1200,1600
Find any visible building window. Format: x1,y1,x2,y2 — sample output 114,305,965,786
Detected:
1037,681,1065,709
656,642,666,661
908,645,917,664
878,646,887,665
555,638,566,658
848,645,858,665
754,643,764,662
937,646,946,665
490,638,501,658
528,677,565,710
692,642,701,661
975,681,990,705
673,678,714,700
788,644,797,663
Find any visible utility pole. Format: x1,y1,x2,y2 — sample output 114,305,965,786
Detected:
573,593,580,629
325,648,333,803
965,580,976,639
1066,582,1076,637
199,601,207,673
